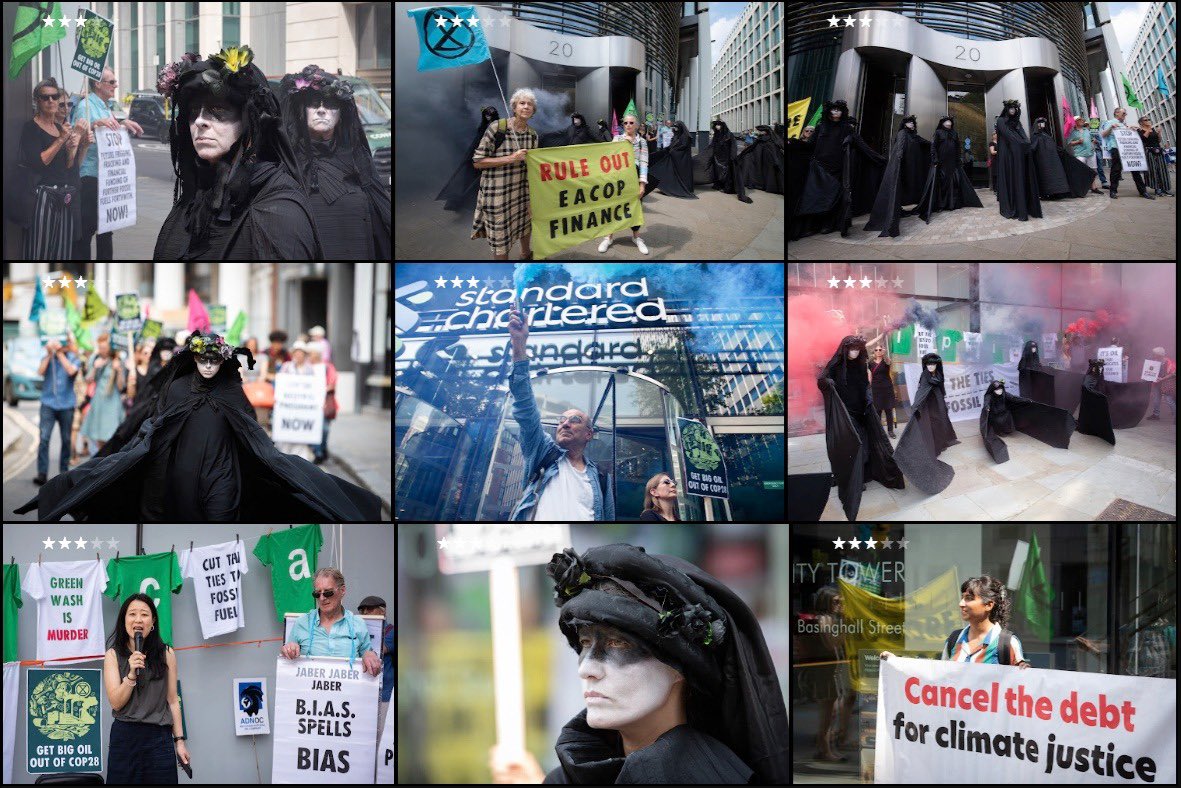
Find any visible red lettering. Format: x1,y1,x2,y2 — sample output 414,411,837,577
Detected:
539,163,552,180
904,676,920,703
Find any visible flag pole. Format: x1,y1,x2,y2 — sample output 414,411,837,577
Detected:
489,57,509,118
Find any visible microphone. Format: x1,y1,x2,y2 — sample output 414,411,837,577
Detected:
134,632,143,679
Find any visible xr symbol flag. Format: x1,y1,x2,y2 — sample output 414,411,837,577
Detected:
407,6,491,72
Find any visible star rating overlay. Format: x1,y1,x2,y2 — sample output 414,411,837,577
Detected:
40,535,121,551
827,274,906,288
831,537,908,550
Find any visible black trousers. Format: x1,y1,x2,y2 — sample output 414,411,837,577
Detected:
1108,148,1148,196
73,175,114,260
875,404,895,432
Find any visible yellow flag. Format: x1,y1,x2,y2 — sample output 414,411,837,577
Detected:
838,567,961,692
788,97,812,139
526,140,643,259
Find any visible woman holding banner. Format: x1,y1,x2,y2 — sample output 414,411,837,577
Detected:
472,88,538,260
598,113,658,255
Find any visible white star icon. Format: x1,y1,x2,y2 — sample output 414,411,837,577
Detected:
899,538,910,549
58,276,72,288
74,276,87,288
860,16,872,27
43,277,55,289
827,276,840,288
833,537,846,549
876,277,887,288
450,15,464,27
483,278,498,290
74,537,87,549
848,537,862,549
498,277,512,289
434,276,447,288
43,537,55,550
434,15,448,28
467,15,480,27
892,276,904,288
58,537,70,549
881,539,894,549
90,538,103,549
860,277,872,288
466,276,479,288
827,14,840,27
500,17,511,27
450,276,463,288
437,536,450,551
843,276,856,288
844,15,856,26
864,537,878,549
107,538,118,549
42,15,56,27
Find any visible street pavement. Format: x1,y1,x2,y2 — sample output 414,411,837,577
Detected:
2,399,391,521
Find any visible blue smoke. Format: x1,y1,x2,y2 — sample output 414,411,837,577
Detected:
513,264,784,311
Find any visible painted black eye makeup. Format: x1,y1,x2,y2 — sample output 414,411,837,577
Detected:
576,626,650,667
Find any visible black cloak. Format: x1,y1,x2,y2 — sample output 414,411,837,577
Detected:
1076,359,1153,442
134,338,178,406
544,545,788,785
979,381,1076,464
540,113,598,148
1019,339,1086,412
595,120,612,142
917,116,982,223
737,125,783,194
817,336,905,520
435,106,498,212
280,66,392,260
892,352,960,494
1057,148,1096,197
793,103,886,238
702,119,753,203
1029,118,1071,198
994,102,1043,221
15,331,382,522
786,133,814,239
787,472,833,521
647,121,698,198
152,49,322,260
864,116,932,238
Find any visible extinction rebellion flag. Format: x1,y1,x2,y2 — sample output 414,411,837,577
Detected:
406,6,491,72
9,2,67,79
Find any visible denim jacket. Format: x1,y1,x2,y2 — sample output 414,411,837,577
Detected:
508,359,615,521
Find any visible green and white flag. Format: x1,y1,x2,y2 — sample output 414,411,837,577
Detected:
1121,72,1145,110
9,2,67,79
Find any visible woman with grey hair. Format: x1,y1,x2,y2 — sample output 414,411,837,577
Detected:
14,77,87,259
598,113,656,254
472,88,538,259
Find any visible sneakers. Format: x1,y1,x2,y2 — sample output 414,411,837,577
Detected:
598,237,613,253
634,237,649,255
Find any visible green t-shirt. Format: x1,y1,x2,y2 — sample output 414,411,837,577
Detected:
104,552,184,645
3,564,22,663
253,524,323,622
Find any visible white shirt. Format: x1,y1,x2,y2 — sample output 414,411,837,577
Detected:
531,454,595,521
180,540,250,638
22,560,108,662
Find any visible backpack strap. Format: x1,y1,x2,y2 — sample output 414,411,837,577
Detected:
945,629,962,661
997,629,1012,666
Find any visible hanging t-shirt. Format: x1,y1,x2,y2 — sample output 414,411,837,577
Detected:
104,552,184,645
253,524,323,622
179,540,249,638
21,560,108,662
3,564,23,663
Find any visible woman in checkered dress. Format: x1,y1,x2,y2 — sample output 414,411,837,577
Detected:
472,88,538,259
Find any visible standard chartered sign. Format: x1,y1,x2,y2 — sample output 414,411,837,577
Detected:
403,276,670,334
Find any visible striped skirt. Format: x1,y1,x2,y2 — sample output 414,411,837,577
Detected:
1145,150,1172,193
23,184,77,260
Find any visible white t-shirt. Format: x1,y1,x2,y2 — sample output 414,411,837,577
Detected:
180,540,249,638
22,560,108,662
530,454,595,521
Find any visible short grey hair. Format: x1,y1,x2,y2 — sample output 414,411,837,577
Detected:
32,77,59,111
509,88,536,113
313,567,345,587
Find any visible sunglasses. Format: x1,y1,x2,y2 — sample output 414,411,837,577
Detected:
308,98,342,111
311,589,338,599
623,121,636,125
38,93,60,101
556,415,585,426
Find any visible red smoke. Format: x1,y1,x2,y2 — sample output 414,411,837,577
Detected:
787,295,851,426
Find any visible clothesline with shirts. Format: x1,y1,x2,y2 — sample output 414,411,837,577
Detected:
12,635,287,667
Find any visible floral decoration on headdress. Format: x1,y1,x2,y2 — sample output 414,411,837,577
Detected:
187,333,234,361
157,52,201,99
280,65,354,102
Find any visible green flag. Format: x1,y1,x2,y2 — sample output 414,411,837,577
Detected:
936,329,963,362
226,311,247,346
9,2,67,79
1121,72,1144,110
889,325,912,355
806,105,822,128
1016,532,1054,641
624,97,637,121
82,286,110,325
64,299,93,353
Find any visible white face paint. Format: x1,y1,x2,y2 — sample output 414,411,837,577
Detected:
905,121,915,129
577,625,682,731
927,364,937,372
306,104,341,138
196,357,223,379
848,349,860,359
189,102,243,164
830,110,842,120
942,120,953,128
159,350,173,363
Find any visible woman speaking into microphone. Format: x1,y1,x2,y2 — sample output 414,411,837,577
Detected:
103,593,191,782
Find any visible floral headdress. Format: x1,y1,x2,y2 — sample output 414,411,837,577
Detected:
186,332,235,361
280,64,354,102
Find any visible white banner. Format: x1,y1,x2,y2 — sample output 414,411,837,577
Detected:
272,656,380,783
3,663,18,784
375,699,395,783
233,677,270,736
1112,127,1148,172
1040,332,1058,360
272,372,326,445
903,362,1021,422
96,126,136,233
1097,346,1124,382
874,657,1176,783
1141,360,1162,382
914,324,935,357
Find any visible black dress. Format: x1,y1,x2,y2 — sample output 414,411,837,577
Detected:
302,139,391,260
158,374,241,520
869,359,896,431
153,161,322,259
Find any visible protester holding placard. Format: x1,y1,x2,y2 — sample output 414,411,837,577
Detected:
1147,346,1176,421
280,568,381,676
1100,108,1153,200
472,88,538,260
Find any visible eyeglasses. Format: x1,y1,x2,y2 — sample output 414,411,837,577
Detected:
37,93,60,101
623,121,636,125
101,79,118,85
556,415,585,426
312,589,338,599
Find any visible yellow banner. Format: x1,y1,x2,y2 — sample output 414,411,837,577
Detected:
788,97,812,139
526,140,643,258
838,567,961,693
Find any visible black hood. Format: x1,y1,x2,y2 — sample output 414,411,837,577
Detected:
820,335,870,387
935,115,955,133
1019,340,1042,370
1033,117,1050,132
986,378,1008,399
1002,100,1023,123
921,352,946,384
899,114,917,131
710,118,734,139
280,65,379,194
823,99,849,122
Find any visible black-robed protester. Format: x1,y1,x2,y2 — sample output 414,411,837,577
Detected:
1075,359,1154,446
892,352,960,495
152,47,322,259
647,120,698,199
280,65,391,260
864,115,931,238
436,106,499,212
793,101,886,238
15,331,381,522
993,99,1043,221
916,115,982,223
786,128,814,240
700,119,753,203
817,336,904,521
1028,117,1073,199
540,112,598,148
1017,339,1085,413
737,125,784,194
979,379,1076,464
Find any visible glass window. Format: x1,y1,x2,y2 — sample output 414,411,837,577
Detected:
357,2,392,69
223,2,240,48
713,433,784,519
